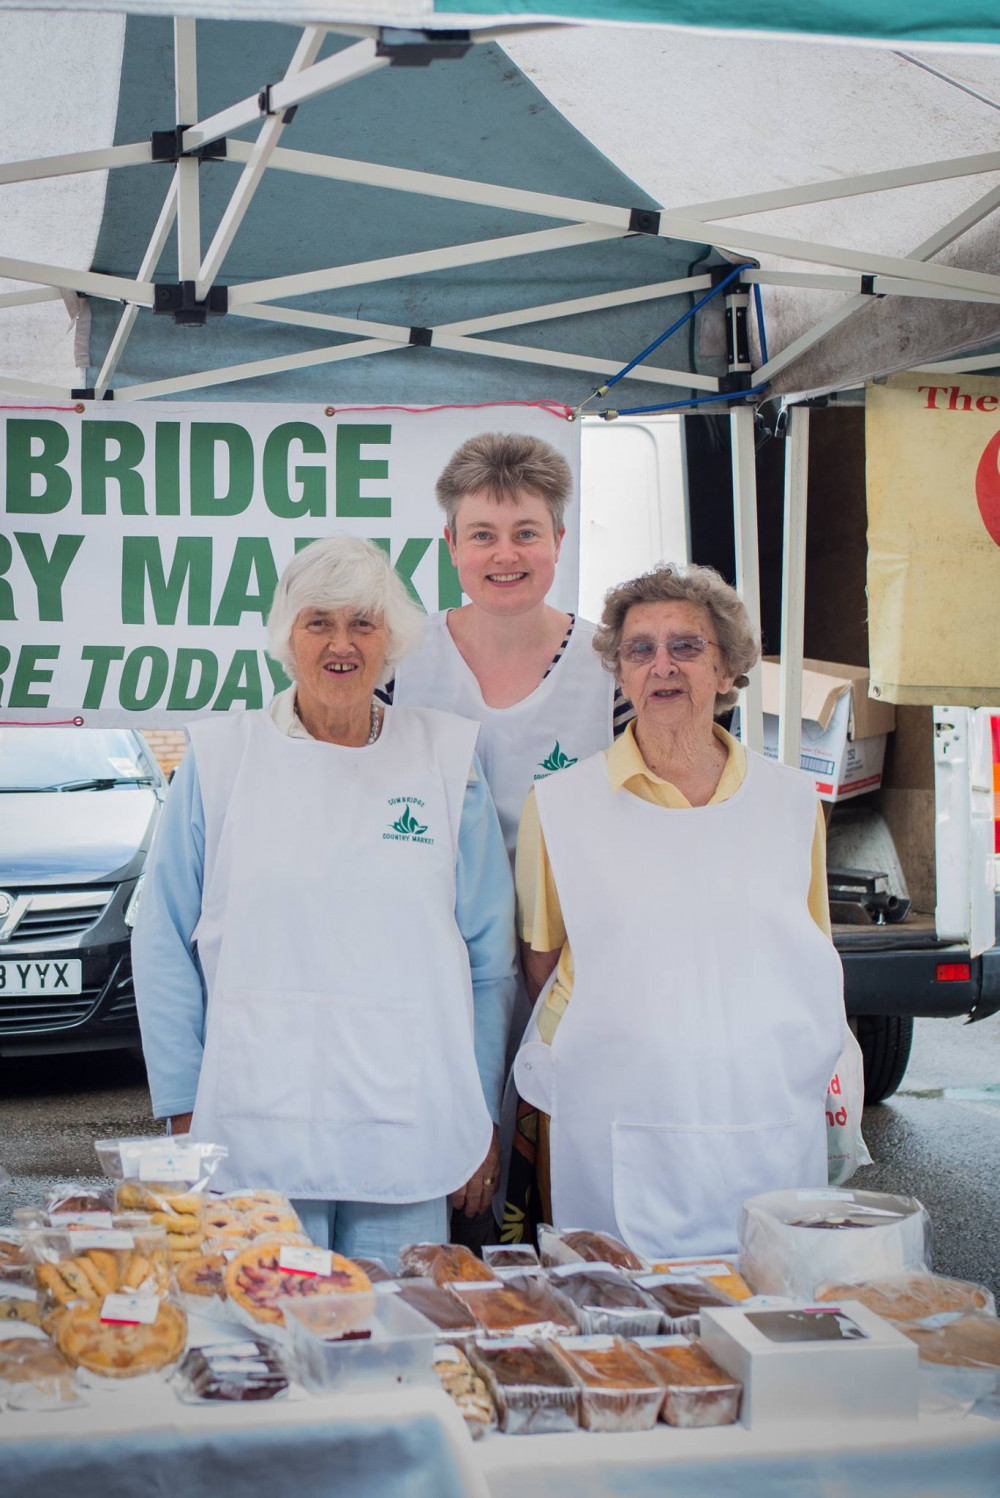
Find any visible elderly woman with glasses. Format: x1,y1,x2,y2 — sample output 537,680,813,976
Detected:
132,536,515,1264
510,563,843,1259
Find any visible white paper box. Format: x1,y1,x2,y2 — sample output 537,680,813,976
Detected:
732,659,896,803
700,1301,919,1428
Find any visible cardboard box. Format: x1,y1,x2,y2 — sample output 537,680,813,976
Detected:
700,1301,919,1428
734,660,897,803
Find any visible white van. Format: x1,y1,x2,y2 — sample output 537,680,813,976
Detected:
579,411,1000,1103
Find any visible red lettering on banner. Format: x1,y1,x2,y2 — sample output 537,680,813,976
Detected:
974,429,1000,548
918,385,998,414
976,396,999,413
917,385,948,409
948,386,974,412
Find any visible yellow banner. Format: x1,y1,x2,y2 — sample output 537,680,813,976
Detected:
866,372,1000,706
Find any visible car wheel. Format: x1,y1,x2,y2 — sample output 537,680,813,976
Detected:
857,1014,914,1104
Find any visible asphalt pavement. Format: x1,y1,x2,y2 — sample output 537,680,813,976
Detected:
2,1018,1000,1299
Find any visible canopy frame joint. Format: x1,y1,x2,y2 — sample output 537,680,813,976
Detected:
375,29,474,66
153,281,229,326
151,127,227,164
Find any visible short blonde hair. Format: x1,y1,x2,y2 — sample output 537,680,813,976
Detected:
593,562,760,714
267,536,425,685
435,431,572,534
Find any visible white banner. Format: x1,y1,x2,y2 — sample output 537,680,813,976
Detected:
0,402,580,726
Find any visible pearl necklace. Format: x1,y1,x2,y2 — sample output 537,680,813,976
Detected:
367,697,381,744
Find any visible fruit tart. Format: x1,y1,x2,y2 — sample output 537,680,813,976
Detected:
224,1242,371,1327
56,1299,187,1378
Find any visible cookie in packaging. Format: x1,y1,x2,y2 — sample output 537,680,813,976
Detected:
547,1263,661,1337
635,1271,739,1334
0,1331,81,1411
552,1335,663,1431
469,1336,580,1434
398,1243,497,1287
433,1342,496,1437
448,1273,579,1338
0,1229,32,1287
173,1338,289,1403
95,1135,227,1217
633,1334,742,1427
28,1227,173,1314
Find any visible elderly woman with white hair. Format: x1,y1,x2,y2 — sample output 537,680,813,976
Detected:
511,562,844,1259
133,536,516,1262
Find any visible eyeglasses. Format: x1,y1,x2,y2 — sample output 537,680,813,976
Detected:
619,634,718,666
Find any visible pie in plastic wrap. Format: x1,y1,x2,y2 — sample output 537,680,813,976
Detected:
56,1300,187,1377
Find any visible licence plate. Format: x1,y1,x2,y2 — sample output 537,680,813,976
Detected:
0,959,82,996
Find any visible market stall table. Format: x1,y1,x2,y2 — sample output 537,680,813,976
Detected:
477,1406,1000,1497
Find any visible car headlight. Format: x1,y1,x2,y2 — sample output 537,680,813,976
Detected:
124,873,145,930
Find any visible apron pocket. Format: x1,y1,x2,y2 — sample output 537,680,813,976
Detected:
214,988,419,1126
611,1116,807,1257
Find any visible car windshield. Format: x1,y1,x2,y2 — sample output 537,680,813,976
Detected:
0,728,158,791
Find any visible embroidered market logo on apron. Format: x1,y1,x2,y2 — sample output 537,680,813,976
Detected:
535,742,578,779
384,797,434,844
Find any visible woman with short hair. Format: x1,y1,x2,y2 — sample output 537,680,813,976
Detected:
512,562,842,1257
133,537,516,1262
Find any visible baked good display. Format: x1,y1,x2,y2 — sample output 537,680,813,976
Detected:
469,1336,580,1434
244,1206,301,1237
539,1228,643,1271
0,1232,30,1283
0,1335,79,1409
433,1343,497,1437
0,1291,42,1326
174,1340,289,1402
44,1189,113,1220
815,1273,993,1323
56,1299,187,1378
551,1335,664,1431
648,1259,752,1302
449,1274,579,1337
635,1273,737,1329
482,1245,541,1270
31,1233,173,1308
175,1253,227,1300
199,1206,248,1240
351,1257,396,1285
398,1243,497,1287
633,1335,743,1427
547,1265,661,1337
117,1182,204,1215
391,1279,479,1339
220,1190,291,1213
897,1312,1000,1369
224,1242,372,1327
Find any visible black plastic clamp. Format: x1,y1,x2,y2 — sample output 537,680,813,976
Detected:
376,28,473,65
408,326,433,347
711,263,746,289
717,371,753,395
151,127,227,164
256,84,298,125
153,281,229,327
628,207,661,236
860,273,880,296
725,300,752,372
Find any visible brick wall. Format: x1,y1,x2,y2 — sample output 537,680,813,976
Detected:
141,729,187,777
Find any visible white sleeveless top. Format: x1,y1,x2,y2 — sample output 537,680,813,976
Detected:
393,611,614,862
187,706,493,1202
514,748,844,1258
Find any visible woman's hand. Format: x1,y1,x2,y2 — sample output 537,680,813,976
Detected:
451,1126,500,1218
170,1112,193,1135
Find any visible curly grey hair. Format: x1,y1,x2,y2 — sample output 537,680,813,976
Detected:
593,562,760,714
266,536,425,686
435,431,573,534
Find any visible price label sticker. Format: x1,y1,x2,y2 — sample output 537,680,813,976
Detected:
278,1245,333,1277
69,1229,134,1251
101,1292,160,1325
134,1145,201,1182
49,1212,114,1229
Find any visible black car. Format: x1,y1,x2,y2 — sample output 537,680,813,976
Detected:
0,727,165,1054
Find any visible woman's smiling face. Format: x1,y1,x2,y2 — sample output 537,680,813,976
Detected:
619,599,735,734
446,488,563,615
289,605,389,719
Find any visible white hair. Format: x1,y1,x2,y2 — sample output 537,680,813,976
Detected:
266,536,425,684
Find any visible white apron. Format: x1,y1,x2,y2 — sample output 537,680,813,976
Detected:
187,706,493,1201
393,611,614,863
514,749,844,1259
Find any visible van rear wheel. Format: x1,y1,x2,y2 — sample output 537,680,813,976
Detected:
857,1015,914,1104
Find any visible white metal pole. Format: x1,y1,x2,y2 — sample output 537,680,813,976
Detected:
730,404,764,753
174,19,200,284
778,406,810,769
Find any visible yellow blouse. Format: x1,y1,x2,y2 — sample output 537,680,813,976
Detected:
515,722,831,1044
